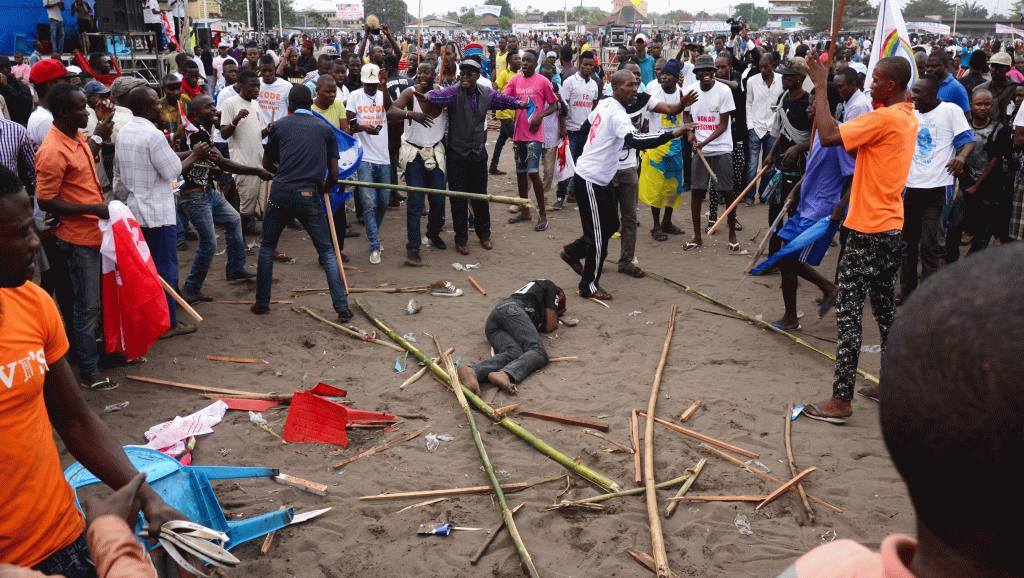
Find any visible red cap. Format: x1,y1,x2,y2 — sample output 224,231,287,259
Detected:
29,59,70,84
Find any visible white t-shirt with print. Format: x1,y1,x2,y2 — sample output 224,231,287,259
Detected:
576,97,635,186
906,101,972,189
346,88,389,165
560,73,598,131
684,80,735,155
257,78,291,125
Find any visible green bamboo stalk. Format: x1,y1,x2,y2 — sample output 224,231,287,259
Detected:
640,268,880,385
664,459,706,518
338,180,532,207
355,299,621,493
438,343,540,578
546,463,701,510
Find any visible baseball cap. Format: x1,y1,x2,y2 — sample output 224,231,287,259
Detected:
990,51,1012,67
546,50,557,59
29,58,71,84
634,33,648,43
360,63,380,83
693,54,715,71
82,79,111,96
66,65,82,76
780,56,809,77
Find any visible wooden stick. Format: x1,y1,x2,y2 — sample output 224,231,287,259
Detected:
667,495,768,503
643,305,676,578
588,297,610,308
438,344,539,578
664,458,705,518
126,375,288,400
296,306,404,352
706,162,772,236
394,497,447,514
323,192,350,294
333,428,424,469
631,409,642,485
493,403,520,418
699,444,842,513
627,550,684,578
216,300,294,305
756,467,817,510
583,430,633,454
339,179,533,206
694,148,717,184
786,403,816,523
518,410,610,432
746,178,802,273
467,275,486,295
548,467,697,509
639,412,759,459
678,401,700,423
158,275,202,323
206,355,268,364
470,503,526,565
548,356,578,362
400,365,429,388
273,473,328,496
359,482,532,501
259,529,277,555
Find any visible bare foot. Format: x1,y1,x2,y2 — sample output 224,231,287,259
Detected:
487,371,517,395
457,365,480,396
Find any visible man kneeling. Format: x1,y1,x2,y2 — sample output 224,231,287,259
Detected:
458,279,565,395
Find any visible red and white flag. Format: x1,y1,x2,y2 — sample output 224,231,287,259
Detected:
99,201,170,360
555,136,576,183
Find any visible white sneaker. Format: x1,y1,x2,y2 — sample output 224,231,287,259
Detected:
369,250,381,264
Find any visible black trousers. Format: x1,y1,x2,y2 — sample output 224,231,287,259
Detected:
900,186,945,298
564,175,619,296
447,154,491,244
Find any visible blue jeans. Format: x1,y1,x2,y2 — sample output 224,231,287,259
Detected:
176,196,191,243
403,155,446,251
49,18,64,54
180,185,247,294
513,141,543,174
746,129,775,201
142,226,179,326
472,299,548,385
356,162,391,252
556,128,588,200
256,188,349,316
65,242,101,375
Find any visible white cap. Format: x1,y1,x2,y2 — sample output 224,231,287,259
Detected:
546,50,557,58
66,65,82,74
634,33,648,43
360,63,380,84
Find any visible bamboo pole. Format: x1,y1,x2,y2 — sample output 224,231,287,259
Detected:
296,306,404,352
756,467,816,510
470,503,526,565
126,375,288,400
667,495,767,503
323,192,350,294
206,355,268,364
640,269,880,385
678,401,700,423
639,412,759,459
355,299,621,493
158,275,202,323
583,430,633,454
400,365,429,388
339,179,533,207
438,344,539,578
333,428,424,469
548,356,578,362
664,458,705,518
631,409,642,485
518,411,609,432
626,551,684,578
786,403,816,523
467,275,487,295
694,148,717,185
644,305,676,578
359,482,532,501
698,444,842,513
547,466,700,509
705,162,771,237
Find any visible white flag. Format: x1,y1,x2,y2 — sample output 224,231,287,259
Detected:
865,0,918,91
475,4,502,17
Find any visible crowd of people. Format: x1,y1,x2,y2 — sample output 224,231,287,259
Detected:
4,17,1024,577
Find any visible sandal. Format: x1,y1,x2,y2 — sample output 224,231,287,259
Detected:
80,376,119,391
661,222,685,235
857,386,880,403
770,320,802,331
684,241,702,251
729,242,740,251
508,214,531,224
800,403,849,425
534,220,548,232
651,227,668,242
585,289,613,300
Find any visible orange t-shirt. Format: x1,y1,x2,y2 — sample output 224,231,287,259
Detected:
837,102,917,234
0,282,84,567
34,127,105,248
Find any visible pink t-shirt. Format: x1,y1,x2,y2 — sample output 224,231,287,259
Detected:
778,534,918,578
504,72,557,143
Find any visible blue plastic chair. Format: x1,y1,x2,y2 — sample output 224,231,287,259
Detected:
64,446,294,550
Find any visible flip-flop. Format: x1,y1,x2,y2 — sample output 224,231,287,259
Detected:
818,292,838,318
508,214,530,224
729,242,740,252
800,403,849,425
770,320,801,331
684,241,701,251
857,387,880,403
534,220,548,232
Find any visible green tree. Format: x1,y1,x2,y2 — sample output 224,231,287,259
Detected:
799,0,876,33
302,9,329,27
220,0,299,28
364,0,408,29
959,0,987,18
733,3,768,28
903,0,953,19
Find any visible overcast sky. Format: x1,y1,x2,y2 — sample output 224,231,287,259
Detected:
291,0,1018,22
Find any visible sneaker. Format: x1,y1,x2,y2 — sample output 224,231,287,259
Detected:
369,250,381,264
618,263,645,278
489,167,506,175
427,235,447,250
431,281,464,297
404,251,424,266
226,267,257,281
250,303,270,315
344,227,361,238
159,321,198,339
182,290,214,304
552,199,565,211
337,309,354,323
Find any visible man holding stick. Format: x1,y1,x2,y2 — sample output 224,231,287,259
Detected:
800,56,917,424
457,279,566,395
252,84,353,323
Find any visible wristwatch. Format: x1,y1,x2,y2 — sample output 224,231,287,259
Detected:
90,135,103,145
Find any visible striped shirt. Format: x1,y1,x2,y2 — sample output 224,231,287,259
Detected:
0,119,35,186
114,116,182,228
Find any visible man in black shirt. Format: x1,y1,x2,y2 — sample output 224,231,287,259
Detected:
252,84,353,322
767,57,811,255
457,279,566,395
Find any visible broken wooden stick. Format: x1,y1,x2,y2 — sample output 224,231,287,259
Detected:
643,305,676,578
467,275,486,295
401,365,429,388
664,458,706,518
668,495,768,503
158,275,202,323
678,401,700,423
786,403,816,523
518,410,610,432
588,297,611,308
626,550,685,578
698,443,842,513
359,482,532,501
631,409,642,485
260,506,287,555
126,375,289,400
206,355,269,364
639,412,759,459
756,467,816,510
546,467,699,510
470,502,525,565
583,430,633,454
296,306,404,352
394,497,447,514
548,356,578,362
493,404,520,418
216,300,295,305
273,474,327,496
333,428,424,470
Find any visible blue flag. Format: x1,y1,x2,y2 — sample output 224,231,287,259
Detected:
750,217,840,276
306,109,364,208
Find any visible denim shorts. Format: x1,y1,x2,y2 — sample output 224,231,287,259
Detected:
514,141,543,174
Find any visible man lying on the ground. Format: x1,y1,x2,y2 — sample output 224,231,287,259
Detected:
458,279,566,395
0,165,183,577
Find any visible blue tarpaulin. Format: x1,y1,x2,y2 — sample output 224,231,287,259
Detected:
0,0,93,55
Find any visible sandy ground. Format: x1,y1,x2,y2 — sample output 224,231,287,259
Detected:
59,141,914,578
